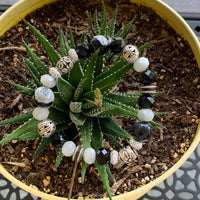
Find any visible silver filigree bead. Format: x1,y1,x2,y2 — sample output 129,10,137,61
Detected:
38,119,56,138
122,45,139,63
56,56,73,74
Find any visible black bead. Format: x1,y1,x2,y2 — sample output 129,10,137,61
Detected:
96,148,110,165
76,43,91,59
109,37,125,53
50,131,66,147
139,70,155,85
138,94,155,109
132,121,153,142
90,35,109,55
33,97,53,107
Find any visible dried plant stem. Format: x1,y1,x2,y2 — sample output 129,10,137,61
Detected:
68,160,78,200
0,46,27,52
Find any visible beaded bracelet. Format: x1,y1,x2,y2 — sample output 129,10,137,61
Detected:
32,34,156,167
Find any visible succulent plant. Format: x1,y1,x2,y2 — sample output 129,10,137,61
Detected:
0,3,163,200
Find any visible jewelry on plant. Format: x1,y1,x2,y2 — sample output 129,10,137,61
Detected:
56,56,74,74
38,119,56,138
122,44,139,63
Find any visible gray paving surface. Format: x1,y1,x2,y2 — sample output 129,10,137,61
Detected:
0,0,200,200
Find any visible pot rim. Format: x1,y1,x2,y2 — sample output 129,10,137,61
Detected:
0,0,200,199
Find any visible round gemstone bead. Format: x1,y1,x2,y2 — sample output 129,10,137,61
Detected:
50,131,66,147
110,150,119,165
133,57,149,72
83,147,96,164
49,67,61,79
96,148,110,165
68,48,79,63
138,109,154,121
90,35,109,55
122,45,139,63
40,74,56,88
139,70,155,85
38,119,56,138
138,94,155,109
62,141,76,157
109,37,125,53
76,43,91,59
32,107,49,121
56,56,73,74
132,121,153,142
34,87,55,106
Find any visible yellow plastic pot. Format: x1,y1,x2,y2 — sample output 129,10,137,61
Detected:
0,0,200,199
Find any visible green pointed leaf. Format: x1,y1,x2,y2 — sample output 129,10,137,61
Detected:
80,118,92,148
21,55,40,79
94,55,105,77
68,60,84,88
22,56,42,87
52,92,69,112
100,2,107,36
57,77,75,104
23,42,49,75
155,111,168,115
138,41,152,52
17,130,40,140
12,82,34,96
22,76,36,89
89,12,95,37
115,17,136,38
95,162,112,200
82,102,116,117
106,164,115,183
150,121,160,128
94,60,125,82
0,111,32,125
91,118,102,150
94,9,100,34
105,93,141,107
0,118,38,145
69,29,76,49
55,147,64,169
81,161,88,182
98,103,138,119
69,112,86,126
74,51,98,101
108,6,118,38
59,29,68,57
93,62,133,94
99,117,131,139
48,107,69,124
103,134,122,148
23,20,60,67
81,33,86,43
33,137,51,160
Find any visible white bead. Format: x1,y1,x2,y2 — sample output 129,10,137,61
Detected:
83,147,96,164
129,138,143,150
110,150,119,165
68,49,79,63
138,109,154,121
32,107,49,121
122,45,139,63
40,74,56,88
133,57,149,72
62,141,76,157
35,87,55,104
49,67,61,79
